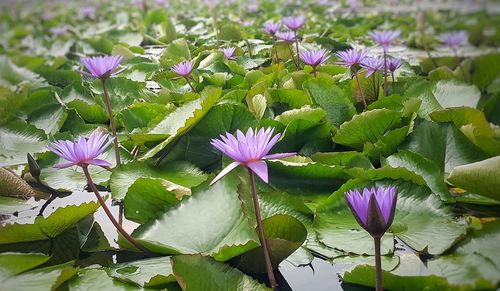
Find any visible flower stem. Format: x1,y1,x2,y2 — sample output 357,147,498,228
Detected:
101,79,121,167
374,236,383,291
248,169,277,290
82,166,149,253
453,48,467,83
372,74,377,99
313,67,317,78
287,43,299,70
211,7,220,47
184,77,197,93
272,39,279,63
354,72,367,109
294,31,301,70
383,52,388,96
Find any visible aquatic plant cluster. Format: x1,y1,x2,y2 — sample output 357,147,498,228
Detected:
0,0,499,290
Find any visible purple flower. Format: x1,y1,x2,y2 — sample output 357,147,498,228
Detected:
299,49,328,68
345,186,397,237
50,27,67,36
155,0,166,5
263,21,280,36
276,31,296,43
360,56,384,77
47,131,114,169
80,55,123,80
438,31,468,50
210,128,296,184
335,49,368,68
80,6,96,19
369,30,401,52
222,47,236,60
282,16,305,31
387,58,402,73
171,60,195,77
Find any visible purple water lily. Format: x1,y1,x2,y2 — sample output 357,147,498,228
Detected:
369,30,401,52
171,60,195,77
360,56,384,77
387,58,402,73
263,21,281,36
345,186,397,237
50,26,67,36
80,5,96,19
438,31,468,50
48,131,114,169
222,47,236,60
276,31,296,42
282,16,305,31
300,49,328,68
80,55,123,80
335,49,368,68
210,127,296,184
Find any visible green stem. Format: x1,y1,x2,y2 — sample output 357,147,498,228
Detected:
248,169,277,290
82,166,149,253
101,79,121,166
374,236,383,291
383,52,388,96
294,31,301,70
185,77,197,93
354,72,367,109
453,48,467,83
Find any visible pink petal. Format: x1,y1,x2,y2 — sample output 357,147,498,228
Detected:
247,160,269,183
210,161,241,186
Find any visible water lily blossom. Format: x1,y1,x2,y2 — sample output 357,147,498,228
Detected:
386,58,402,73
335,49,368,67
369,30,401,52
80,55,123,80
276,31,296,42
48,131,114,169
300,49,328,76
345,186,397,237
263,21,280,36
438,30,468,50
222,47,236,60
171,60,195,77
282,15,305,31
210,127,295,185
360,56,384,77
345,186,397,291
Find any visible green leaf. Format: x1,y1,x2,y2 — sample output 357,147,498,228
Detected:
384,150,452,201
430,107,500,156
0,56,47,90
334,109,402,150
118,102,171,132
471,53,500,90
109,256,176,288
400,120,487,175
124,178,189,224
447,156,500,201
110,160,207,200
141,87,221,159
219,24,243,41
171,255,270,291
303,76,356,127
2,261,77,291
233,214,307,274
0,121,48,167
0,252,50,278
159,38,191,68
275,106,326,126
251,94,267,121
133,177,259,261
268,88,312,109
68,269,137,291
404,80,481,119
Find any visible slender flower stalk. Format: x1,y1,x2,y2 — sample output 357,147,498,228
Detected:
439,31,468,82
361,57,384,98
335,49,368,108
369,30,400,96
345,186,397,291
299,49,328,77
264,22,281,63
47,131,148,253
416,11,437,68
172,60,197,93
210,128,296,289
80,55,124,166
282,16,305,70
276,32,299,69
